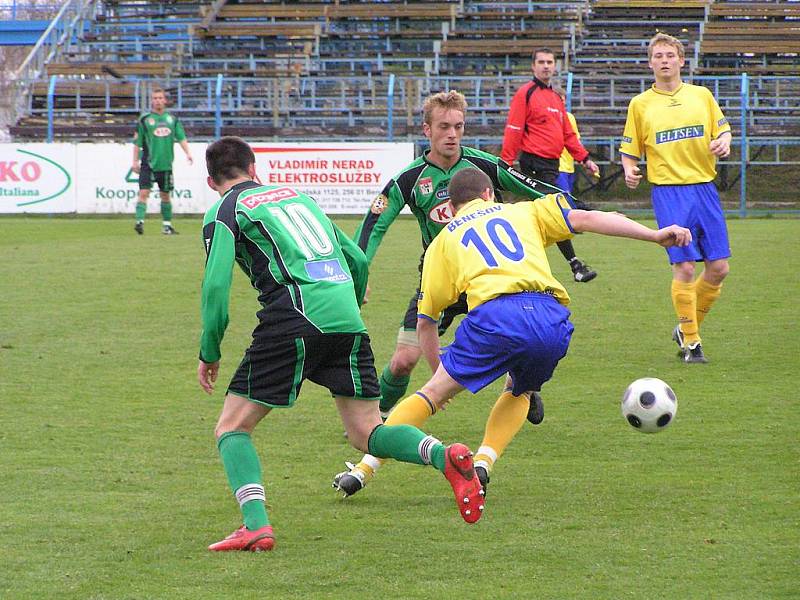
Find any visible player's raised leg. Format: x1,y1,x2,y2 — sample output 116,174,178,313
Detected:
208,393,275,552
337,394,484,524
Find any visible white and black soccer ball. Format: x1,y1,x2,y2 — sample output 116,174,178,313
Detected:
621,377,677,433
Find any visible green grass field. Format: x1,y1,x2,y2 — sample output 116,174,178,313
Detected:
1,216,798,599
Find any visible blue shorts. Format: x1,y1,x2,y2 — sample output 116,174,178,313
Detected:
556,171,576,194
440,292,574,395
652,182,731,264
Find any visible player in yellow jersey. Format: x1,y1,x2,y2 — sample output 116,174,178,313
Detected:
337,167,691,494
554,86,583,195
620,33,733,363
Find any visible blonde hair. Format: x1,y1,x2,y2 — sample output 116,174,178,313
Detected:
648,33,685,59
422,91,467,124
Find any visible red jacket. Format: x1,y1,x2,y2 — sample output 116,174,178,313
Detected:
501,78,589,164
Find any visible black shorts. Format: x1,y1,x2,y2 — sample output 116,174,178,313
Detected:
402,290,469,336
519,152,559,187
520,152,592,210
139,163,174,193
227,333,381,407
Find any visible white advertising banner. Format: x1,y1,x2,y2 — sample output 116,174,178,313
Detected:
249,142,414,214
0,142,415,215
75,142,210,214
0,143,76,213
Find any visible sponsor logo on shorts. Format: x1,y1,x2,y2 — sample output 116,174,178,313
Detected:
241,187,298,209
418,177,433,195
305,259,350,283
655,125,704,144
370,194,388,214
429,200,454,224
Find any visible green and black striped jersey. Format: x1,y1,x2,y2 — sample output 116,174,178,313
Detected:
353,146,563,264
200,181,368,363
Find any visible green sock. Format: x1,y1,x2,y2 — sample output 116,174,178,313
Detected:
379,365,411,413
135,202,146,221
161,201,172,222
217,431,270,530
368,424,445,472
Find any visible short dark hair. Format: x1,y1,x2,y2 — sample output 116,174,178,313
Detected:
206,136,255,185
532,47,555,61
447,168,493,210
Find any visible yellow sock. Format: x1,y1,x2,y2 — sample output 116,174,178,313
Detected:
474,391,529,470
355,391,437,475
384,391,436,427
695,276,722,326
671,279,699,344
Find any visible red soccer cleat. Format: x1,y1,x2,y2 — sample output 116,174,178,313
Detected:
208,525,275,552
443,443,485,524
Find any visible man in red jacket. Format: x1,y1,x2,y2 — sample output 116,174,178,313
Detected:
502,47,600,282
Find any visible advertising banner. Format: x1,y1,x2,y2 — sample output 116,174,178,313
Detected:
1,142,415,215
75,142,208,214
0,144,76,213
250,142,414,214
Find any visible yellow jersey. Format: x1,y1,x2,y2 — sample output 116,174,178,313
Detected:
619,83,731,185
418,195,574,320
559,112,579,174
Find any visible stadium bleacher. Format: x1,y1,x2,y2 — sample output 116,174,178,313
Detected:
6,0,800,144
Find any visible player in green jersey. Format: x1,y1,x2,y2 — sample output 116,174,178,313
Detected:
333,90,584,496
198,137,485,551
132,87,193,235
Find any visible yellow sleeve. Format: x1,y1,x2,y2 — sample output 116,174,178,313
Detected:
620,98,642,159
417,237,459,320
708,89,732,139
532,195,575,248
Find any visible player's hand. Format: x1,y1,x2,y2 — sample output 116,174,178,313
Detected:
624,165,642,189
198,360,219,394
709,136,731,158
363,284,371,304
654,225,692,248
187,155,194,166
583,159,600,179
132,161,141,174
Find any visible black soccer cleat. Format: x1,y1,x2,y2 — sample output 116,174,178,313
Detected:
684,342,708,364
134,221,144,235
571,259,597,283
526,391,545,425
332,462,369,497
162,225,178,235
475,465,490,498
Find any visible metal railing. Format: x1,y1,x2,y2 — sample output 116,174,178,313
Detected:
9,0,97,128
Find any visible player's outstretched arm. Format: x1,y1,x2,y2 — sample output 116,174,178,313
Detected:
567,209,692,248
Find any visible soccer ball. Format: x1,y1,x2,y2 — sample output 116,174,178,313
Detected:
621,377,677,433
